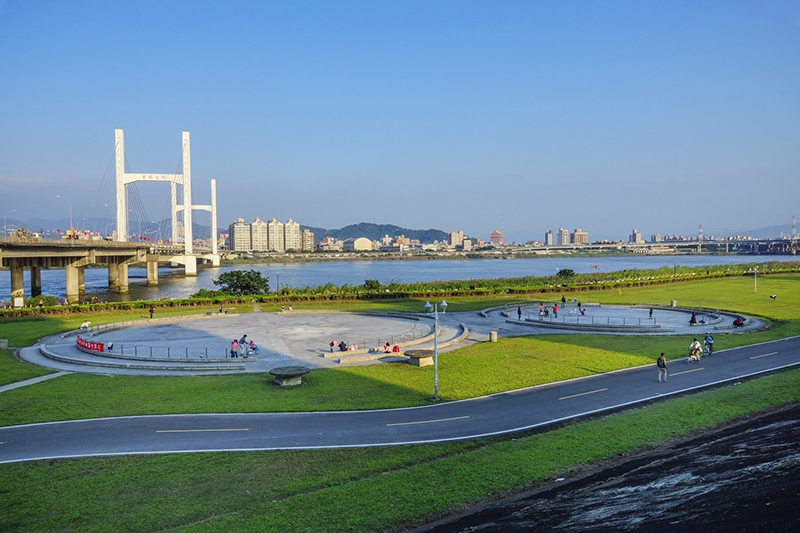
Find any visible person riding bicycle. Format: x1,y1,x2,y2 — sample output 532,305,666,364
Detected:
689,338,703,359
703,332,714,355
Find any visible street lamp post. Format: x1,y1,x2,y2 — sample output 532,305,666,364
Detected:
55,195,73,235
753,266,758,294
424,299,447,401
4,209,16,237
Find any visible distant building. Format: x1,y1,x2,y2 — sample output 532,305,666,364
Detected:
317,236,341,251
300,229,315,252
267,218,285,252
651,233,662,243
448,230,464,247
629,229,643,244
544,230,554,246
342,237,372,251
250,217,268,251
284,218,300,251
490,230,504,245
571,228,588,245
228,217,251,251
462,239,473,251
557,228,570,246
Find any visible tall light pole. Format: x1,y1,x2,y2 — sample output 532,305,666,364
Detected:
4,209,15,237
424,299,447,401
55,195,73,233
753,266,758,294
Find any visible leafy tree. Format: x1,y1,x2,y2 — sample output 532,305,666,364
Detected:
213,270,270,295
557,268,575,278
363,279,381,291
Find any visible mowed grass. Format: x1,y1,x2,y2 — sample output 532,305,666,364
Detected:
2,368,798,533
0,273,798,425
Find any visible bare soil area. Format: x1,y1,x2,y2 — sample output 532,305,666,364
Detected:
412,403,800,532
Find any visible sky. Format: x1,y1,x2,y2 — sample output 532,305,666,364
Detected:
1,0,799,243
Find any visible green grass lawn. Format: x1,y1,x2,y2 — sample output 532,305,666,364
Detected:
0,273,798,425
2,368,798,532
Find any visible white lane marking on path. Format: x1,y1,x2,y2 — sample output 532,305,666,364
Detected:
671,368,704,376
559,388,607,401
156,428,250,433
387,416,469,427
750,352,777,360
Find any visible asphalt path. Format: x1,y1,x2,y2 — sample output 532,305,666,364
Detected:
1,336,798,464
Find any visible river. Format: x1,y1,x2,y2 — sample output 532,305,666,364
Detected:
1,254,796,302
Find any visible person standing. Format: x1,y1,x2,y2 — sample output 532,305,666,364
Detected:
657,353,668,383
553,303,559,318
149,306,154,319
231,339,238,358
517,306,522,320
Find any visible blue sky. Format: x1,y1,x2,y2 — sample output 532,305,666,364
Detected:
1,0,798,242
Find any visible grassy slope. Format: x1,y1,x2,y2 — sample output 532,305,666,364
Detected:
1,368,797,532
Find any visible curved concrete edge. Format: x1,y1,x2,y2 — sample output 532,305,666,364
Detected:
74,343,257,364
62,312,242,338
506,319,672,334
336,323,469,364
39,345,247,372
278,310,421,321
322,323,435,358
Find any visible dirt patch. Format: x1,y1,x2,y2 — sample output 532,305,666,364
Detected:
411,404,800,532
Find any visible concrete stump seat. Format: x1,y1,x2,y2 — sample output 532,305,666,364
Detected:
405,349,434,367
269,366,310,386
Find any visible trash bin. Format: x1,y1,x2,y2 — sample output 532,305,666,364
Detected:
671,300,677,308
490,331,498,342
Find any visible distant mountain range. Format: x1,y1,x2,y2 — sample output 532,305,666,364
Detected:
301,222,448,244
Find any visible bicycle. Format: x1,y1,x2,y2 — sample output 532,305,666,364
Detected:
704,341,714,357
688,349,702,364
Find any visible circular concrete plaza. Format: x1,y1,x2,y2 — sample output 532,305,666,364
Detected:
29,305,765,376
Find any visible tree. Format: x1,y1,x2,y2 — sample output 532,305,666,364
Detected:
363,279,381,291
213,270,270,295
557,268,575,278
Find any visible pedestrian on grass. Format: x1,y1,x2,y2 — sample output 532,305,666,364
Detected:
149,306,154,319
657,353,668,383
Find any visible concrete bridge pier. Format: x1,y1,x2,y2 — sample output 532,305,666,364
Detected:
146,255,158,286
30,266,42,297
10,259,24,300
107,259,130,293
65,264,83,303
184,255,197,276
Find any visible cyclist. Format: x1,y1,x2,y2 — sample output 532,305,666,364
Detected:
689,338,703,360
704,332,714,356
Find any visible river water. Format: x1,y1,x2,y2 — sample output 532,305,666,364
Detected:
1,255,796,302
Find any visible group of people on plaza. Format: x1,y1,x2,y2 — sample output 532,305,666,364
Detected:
327,340,400,354
230,334,258,358
658,332,715,382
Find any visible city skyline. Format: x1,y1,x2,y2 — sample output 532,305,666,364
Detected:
1,2,799,243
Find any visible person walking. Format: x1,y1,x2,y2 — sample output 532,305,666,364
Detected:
553,303,559,318
657,353,668,383
517,306,522,320
649,307,653,319
149,306,154,319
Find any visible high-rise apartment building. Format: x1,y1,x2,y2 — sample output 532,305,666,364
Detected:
448,230,464,247
228,217,251,251
545,230,554,246
301,229,315,252
284,218,300,251
250,217,268,251
629,229,643,244
557,228,570,245
571,228,588,245
267,218,285,252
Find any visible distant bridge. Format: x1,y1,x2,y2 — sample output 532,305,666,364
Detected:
0,236,217,304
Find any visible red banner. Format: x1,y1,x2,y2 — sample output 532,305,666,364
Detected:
76,335,104,353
